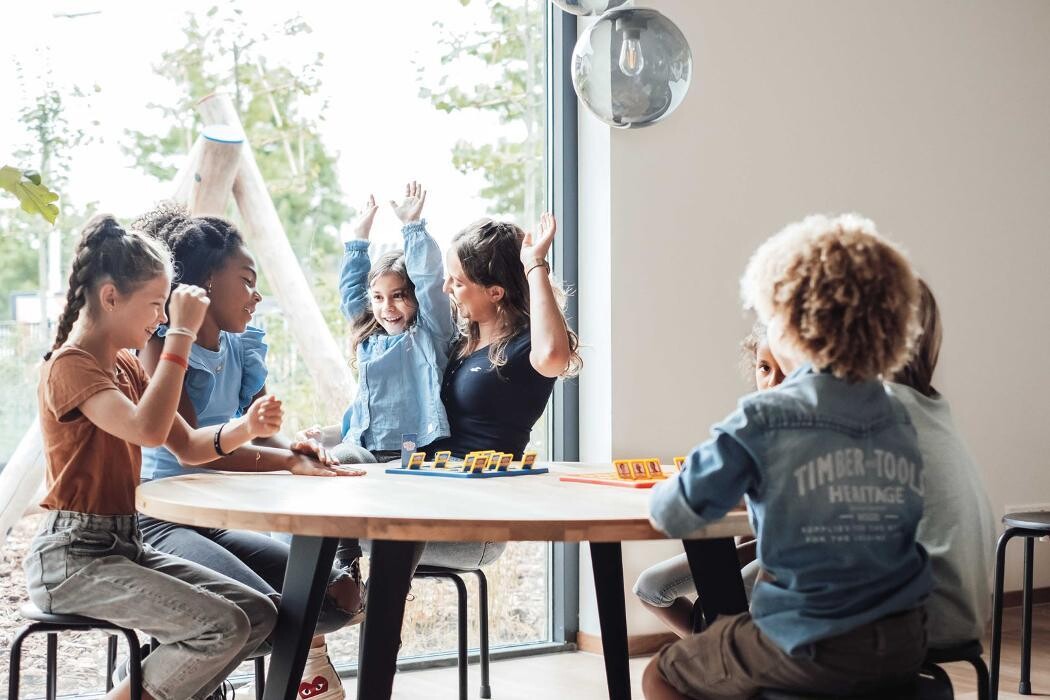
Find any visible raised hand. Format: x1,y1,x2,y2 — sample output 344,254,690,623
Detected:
390,180,427,224
245,394,283,438
350,194,378,241
167,284,210,333
521,211,557,269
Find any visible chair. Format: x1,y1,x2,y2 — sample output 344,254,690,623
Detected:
413,565,492,700
8,603,143,700
758,672,953,699
990,510,1050,698
923,641,989,700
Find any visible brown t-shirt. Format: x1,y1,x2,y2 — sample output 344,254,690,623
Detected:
38,347,151,515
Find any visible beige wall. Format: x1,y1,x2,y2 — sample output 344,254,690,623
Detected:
577,0,1050,637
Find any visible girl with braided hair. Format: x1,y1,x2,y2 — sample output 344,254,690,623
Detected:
134,203,363,700
25,214,283,700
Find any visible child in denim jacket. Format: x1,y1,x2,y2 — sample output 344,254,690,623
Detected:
301,181,456,463
644,214,932,699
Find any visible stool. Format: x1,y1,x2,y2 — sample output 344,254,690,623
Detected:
8,603,143,700
990,511,1050,698
923,641,989,700
413,565,491,700
759,672,953,699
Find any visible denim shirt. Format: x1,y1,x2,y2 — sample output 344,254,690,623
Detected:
339,220,456,451
650,365,932,654
142,325,269,481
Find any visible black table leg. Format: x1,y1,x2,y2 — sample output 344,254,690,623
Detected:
357,539,418,700
590,541,631,700
683,537,748,631
263,535,338,700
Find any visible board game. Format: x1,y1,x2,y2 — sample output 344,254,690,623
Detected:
385,440,548,479
558,456,686,488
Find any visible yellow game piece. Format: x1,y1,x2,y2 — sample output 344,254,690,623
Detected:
521,452,538,470
433,451,451,469
496,452,513,471
461,455,477,472
673,456,687,472
472,454,491,472
630,460,649,480
407,451,426,469
644,458,664,478
614,459,634,480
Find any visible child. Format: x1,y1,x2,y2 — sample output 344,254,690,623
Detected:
888,279,995,648
633,323,783,638
643,214,932,699
24,214,282,700
302,182,457,464
133,203,365,700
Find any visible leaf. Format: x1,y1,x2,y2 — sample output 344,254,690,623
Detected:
0,165,60,224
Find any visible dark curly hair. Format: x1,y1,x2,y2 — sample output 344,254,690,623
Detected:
133,201,245,290
46,214,172,360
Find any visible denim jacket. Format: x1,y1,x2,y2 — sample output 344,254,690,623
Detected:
339,220,456,451
650,365,932,654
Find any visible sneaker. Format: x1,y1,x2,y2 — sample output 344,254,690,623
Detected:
239,646,345,700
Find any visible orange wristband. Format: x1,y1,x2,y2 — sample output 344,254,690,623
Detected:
160,352,189,370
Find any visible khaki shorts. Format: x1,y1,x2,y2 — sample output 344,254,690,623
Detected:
656,608,926,699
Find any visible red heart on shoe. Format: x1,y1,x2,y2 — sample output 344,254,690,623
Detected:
298,676,329,697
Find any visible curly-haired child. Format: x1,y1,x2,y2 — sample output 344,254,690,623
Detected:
643,214,932,699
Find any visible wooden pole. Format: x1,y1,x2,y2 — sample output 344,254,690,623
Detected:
188,125,243,217
0,418,43,545
196,92,355,408
171,134,205,207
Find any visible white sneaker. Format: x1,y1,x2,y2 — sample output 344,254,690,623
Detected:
239,646,345,700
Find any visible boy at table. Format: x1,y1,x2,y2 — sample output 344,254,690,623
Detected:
643,214,932,699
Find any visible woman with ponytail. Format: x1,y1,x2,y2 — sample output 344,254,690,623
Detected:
26,214,282,700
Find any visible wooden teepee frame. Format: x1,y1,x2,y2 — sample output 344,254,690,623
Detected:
0,92,355,545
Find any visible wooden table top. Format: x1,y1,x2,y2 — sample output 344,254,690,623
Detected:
136,462,751,543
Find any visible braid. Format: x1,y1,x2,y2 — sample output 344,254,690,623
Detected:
45,214,172,361
134,202,244,287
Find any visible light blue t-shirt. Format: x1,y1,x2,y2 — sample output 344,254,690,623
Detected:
141,325,268,481
650,365,932,654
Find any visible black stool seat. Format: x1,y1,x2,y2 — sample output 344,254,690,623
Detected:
759,675,952,700
925,640,982,665
1002,511,1050,531
19,603,116,627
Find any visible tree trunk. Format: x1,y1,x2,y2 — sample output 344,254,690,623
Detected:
196,92,355,408
188,126,243,217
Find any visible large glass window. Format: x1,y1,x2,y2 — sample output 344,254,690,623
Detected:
0,0,556,693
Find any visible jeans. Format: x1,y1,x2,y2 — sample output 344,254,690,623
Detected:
633,553,760,607
139,515,354,636
24,511,277,700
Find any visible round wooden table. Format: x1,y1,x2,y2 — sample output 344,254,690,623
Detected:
137,462,751,700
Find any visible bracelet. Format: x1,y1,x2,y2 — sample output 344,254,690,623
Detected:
214,423,233,457
159,352,189,370
164,327,197,341
525,260,550,278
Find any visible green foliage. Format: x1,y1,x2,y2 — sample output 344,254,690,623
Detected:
0,166,59,224
417,0,547,224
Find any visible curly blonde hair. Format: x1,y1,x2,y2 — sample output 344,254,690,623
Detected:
740,213,920,382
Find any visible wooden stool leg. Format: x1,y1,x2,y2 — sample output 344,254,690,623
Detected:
1020,536,1034,695
46,632,58,700
990,527,1016,700
474,569,492,699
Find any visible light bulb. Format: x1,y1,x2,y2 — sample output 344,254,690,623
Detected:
618,30,644,77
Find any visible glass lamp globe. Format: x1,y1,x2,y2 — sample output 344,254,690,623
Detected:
550,0,630,16
571,7,692,129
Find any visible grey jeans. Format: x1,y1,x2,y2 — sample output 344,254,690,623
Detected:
634,553,760,607
24,511,277,700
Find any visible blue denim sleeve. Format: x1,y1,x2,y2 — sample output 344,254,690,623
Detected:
339,239,371,321
649,408,759,538
402,220,456,347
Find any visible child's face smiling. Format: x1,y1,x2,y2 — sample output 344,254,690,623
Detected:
207,246,261,333
106,273,171,351
371,272,417,335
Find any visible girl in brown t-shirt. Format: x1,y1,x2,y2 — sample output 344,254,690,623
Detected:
25,214,284,700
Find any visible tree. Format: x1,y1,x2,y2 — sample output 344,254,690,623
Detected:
417,0,547,226
123,4,351,290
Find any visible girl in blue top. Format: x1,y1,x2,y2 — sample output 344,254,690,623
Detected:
135,204,364,700
301,182,456,463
